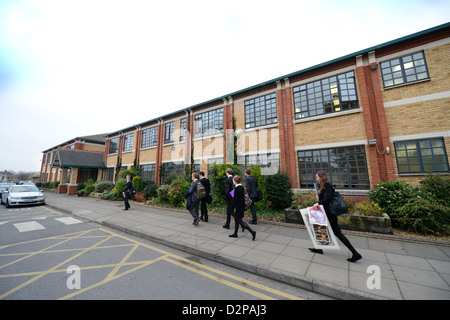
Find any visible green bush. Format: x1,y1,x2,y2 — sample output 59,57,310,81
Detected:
95,181,114,193
396,197,450,236
419,173,450,206
132,176,143,193
265,171,292,210
208,163,242,207
113,180,127,198
142,180,158,200
168,178,190,208
368,180,421,224
351,200,383,217
156,184,170,204
292,193,317,209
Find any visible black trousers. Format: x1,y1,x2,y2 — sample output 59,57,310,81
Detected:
225,200,233,226
200,199,208,220
232,215,254,235
124,193,131,210
327,212,359,255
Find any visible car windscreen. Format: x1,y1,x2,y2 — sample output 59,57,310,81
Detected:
10,185,39,193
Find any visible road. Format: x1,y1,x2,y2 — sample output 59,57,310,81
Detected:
0,204,332,301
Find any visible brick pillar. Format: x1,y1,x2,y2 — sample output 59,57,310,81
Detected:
276,78,299,188
356,53,396,187
223,97,234,164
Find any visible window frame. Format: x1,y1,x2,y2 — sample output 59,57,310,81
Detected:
297,145,369,189
108,137,119,154
122,133,134,152
293,71,359,120
394,138,449,174
194,108,224,138
244,93,278,129
164,121,175,144
141,126,158,149
380,51,430,88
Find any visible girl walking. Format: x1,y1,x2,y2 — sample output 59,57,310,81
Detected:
229,175,256,241
311,170,362,263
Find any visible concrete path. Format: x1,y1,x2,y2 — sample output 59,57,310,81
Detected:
44,193,450,300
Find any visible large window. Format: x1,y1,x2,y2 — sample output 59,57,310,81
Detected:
293,71,358,120
164,121,175,144
161,161,184,184
245,93,278,129
394,138,449,174
194,108,223,138
297,145,369,189
380,51,429,88
109,137,119,154
140,164,156,181
238,153,280,175
141,126,158,149
123,133,134,152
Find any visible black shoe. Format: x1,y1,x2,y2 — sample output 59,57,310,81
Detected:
347,253,362,263
251,231,256,241
229,234,238,238
223,224,230,229
123,208,129,211
249,221,257,225
308,248,323,254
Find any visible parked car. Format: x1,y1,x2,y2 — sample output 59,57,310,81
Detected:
1,184,45,207
0,183,13,201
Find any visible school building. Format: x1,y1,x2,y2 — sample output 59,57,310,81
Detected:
41,22,450,199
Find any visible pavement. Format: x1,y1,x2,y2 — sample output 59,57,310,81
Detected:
44,192,450,300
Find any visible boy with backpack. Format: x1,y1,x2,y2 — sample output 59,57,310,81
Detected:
184,172,205,226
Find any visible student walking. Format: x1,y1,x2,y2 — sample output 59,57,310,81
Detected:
311,170,362,263
185,172,201,226
199,171,211,222
122,174,133,211
244,169,258,224
229,175,256,240
223,168,234,229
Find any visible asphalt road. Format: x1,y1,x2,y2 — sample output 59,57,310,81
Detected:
0,204,332,301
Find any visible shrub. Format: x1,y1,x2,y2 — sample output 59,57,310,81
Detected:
419,173,450,206
368,180,421,225
113,180,127,198
95,181,114,193
156,184,170,204
292,193,317,209
134,192,144,202
209,163,242,207
351,200,383,217
142,180,158,200
265,171,292,210
132,176,143,193
396,197,450,236
168,178,190,208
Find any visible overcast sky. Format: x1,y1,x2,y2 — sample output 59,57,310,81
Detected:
0,0,449,172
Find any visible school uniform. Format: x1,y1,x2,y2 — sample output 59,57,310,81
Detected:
223,175,234,229
229,184,256,240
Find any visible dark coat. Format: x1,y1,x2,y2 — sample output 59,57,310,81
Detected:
233,185,246,219
245,175,258,198
123,180,133,195
184,180,199,210
200,177,211,194
318,182,335,216
225,175,234,201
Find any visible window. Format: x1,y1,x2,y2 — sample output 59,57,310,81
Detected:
238,153,280,175
180,118,186,141
140,164,156,181
394,138,449,174
164,121,175,144
123,133,134,152
106,168,114,182
297,145,369,189
141,126,158,148
293,71,358,120
109,137,119,154
380,51,430,88
194,108,223,138
161,161,184,184
245,93,278,129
